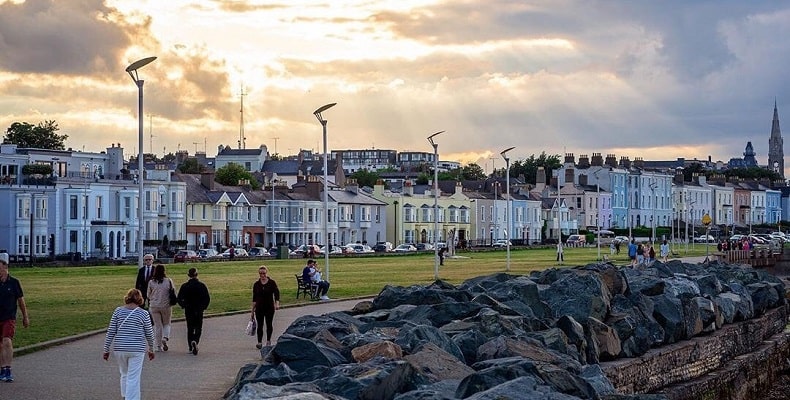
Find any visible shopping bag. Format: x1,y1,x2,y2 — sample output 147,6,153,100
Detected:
245,318,257,336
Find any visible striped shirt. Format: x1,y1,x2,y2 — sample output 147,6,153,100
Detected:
102,306,154,353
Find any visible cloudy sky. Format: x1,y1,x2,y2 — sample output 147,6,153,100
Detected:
2,0,790,174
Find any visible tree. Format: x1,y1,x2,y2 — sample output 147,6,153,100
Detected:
215,162,261,189
349,169,380,187
178,158,205,174
416,173,430,185
461,163,486,180
510,152,562,184
4,120,68,150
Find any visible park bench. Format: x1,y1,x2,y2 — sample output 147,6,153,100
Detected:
295,274,319,300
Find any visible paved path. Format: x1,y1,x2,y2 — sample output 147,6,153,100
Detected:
0,298,370,400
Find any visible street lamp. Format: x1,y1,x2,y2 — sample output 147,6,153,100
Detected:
313,102,336,282
125,56,156,268
500,146,515,272
649,182,657,242
427,131,444,280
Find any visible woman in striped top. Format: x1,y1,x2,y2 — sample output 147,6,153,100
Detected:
102,288,155,400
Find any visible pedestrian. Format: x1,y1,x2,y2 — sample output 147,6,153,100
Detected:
146,264,175,352
102,288,155,400
438,247,446,266
135,254,155,303
648,243,656,265
252,265,280,349
0,252,30,382
628,239,637,267
660,240,670,263
177,268,211,355
556,242,564,262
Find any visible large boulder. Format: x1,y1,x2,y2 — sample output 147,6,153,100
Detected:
268,334,347,373
395,324,465,362
542,271,612,322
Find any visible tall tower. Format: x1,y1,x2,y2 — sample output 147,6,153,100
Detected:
768,100,784,178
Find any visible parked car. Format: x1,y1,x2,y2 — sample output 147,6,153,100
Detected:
693,235,715,243
565,234,587,246
393,244,417,252
729,234,744,242
221,248,248,258
318,245,343,255
492,239,512,248
373,241,393,252
247,247,270,257
174,250,198,263
292,244,321,256
414,243,434,251
197,249,219,259
346,244,374,253
613,236,631,244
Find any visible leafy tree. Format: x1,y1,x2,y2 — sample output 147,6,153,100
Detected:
461,163,486,180
178,158,205,174
4,120,68,150
215,162,261,189
438,171,458,181
724,166,782,181
416,173,430,185
349,169,380,187
681,162,707,181
510,152,562,184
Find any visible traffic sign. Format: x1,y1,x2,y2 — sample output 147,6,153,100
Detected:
702,214,712,226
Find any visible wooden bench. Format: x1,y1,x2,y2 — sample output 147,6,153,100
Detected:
295,274,319,300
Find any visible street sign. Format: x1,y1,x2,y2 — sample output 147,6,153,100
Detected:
702,214,712,226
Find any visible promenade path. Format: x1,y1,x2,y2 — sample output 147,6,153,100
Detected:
0,298,370,400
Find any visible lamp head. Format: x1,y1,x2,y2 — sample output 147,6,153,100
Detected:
500,146,515,163
125,56,157,82
313,103,337,123
427,130,444,147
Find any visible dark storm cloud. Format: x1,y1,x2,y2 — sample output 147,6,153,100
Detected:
0,0,149,75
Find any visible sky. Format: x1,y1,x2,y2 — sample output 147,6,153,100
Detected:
2,0,790,175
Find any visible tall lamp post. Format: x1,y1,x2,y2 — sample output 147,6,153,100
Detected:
126,56,156,268
649,182,657,242
427,131,444,280
313,102,336,282
500,146,514,271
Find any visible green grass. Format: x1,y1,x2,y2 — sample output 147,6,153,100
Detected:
11,245,713,349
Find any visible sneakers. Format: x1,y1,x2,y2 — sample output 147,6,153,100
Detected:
162,337,169,352
255,343,262,349
320,295,330,301
0,368,12,382
191,340,198,355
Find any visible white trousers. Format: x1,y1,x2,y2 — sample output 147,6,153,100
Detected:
114,351,145,400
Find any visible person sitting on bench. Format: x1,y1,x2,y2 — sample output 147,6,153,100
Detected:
302,259,330,301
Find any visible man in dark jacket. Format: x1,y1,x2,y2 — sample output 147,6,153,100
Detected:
177,268,210,355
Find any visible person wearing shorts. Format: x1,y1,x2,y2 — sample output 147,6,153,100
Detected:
0,252,30,382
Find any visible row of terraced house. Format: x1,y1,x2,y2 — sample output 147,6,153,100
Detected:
0,142,788,261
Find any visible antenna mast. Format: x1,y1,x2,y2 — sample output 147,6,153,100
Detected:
148,114,155,156
239,84,247,149
272,137,279,155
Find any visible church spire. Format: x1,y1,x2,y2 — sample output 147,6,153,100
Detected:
768,99,784,178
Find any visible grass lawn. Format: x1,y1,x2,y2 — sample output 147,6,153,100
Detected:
11,245,713,349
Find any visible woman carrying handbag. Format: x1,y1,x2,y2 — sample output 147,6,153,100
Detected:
251,265,280,349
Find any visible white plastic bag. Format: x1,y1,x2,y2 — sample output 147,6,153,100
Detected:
245,318,256,336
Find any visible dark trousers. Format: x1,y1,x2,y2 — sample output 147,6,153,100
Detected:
185,309,204,346
255,307,276,342
316,281,330,296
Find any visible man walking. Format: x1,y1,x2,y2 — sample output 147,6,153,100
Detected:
135,254,155,302
177,268,210,355
0,252,30,382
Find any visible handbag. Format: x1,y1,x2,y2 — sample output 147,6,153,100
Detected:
168,280,178,306
245,318,257,336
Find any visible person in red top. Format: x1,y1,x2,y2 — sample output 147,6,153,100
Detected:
251,265,280,349
0,253,30,382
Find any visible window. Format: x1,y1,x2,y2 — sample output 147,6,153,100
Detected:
449,208,458,223
17,197,30,219
190,204,195,220
36,198,47,219
422,207,431,222
124,197,131,219
481,206,485,222
213,205,226,220
405,230,414,243
70,196,78,219
202,204,207,220
308,208,314,222
83,194,89,220
404,206,414,222
360,206,371,222
96,196,103,220
171,192,177,212
460,208,469,223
